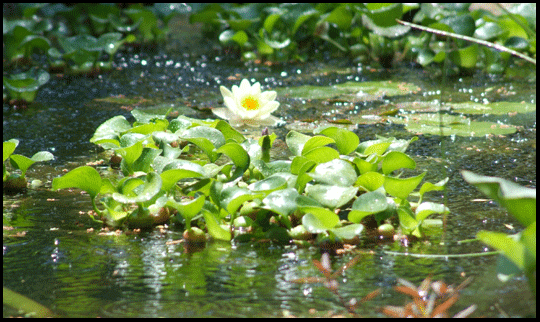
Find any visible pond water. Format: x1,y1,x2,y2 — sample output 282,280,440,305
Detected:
3,16,536,317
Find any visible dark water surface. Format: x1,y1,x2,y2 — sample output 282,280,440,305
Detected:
4,16,536,318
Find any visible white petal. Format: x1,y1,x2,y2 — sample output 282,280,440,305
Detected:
239,79,251,92
256,101,280,117
223,96,241,115
220,86,233,99
260,90,277,102
231,84,240,98
211,107,235,120
251,82,261,96
243,115,282,127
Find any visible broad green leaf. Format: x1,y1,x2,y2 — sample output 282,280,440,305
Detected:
9,154,34,176
382,151,416,175
248,176,287,195
450,44,478,69
325,4,353,30
305,184,358,209
356,141,391,156
415,202,450,222
286,130,311,156
129,119,169,135
216,142,250,181
418,177,448,198
291,156,316,175
384,172,426,199
215,120,245,143
461,170,536,227
203,209,231,241
315,126,359,155
183,125,225,150
3,140,18,162
115,141,143,170
262,188,299,218
167,194,205,223
348,191,388,223
220,186,260,214
303,146,339,163
160,167,205,191
330,224,364,240
310,159,357,186
477,231,528,273
397,205,418,234
52,166,102,199
112,172,162,204
355,171,385,192
302,211,340,234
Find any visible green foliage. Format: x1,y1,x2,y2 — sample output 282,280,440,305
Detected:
3,3,185,105
190,3,536,73
52,108,448,245
3,68,50,104
3,139,54,194
461,170,536,297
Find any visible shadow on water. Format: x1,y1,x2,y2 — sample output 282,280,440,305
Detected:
3,16,536,318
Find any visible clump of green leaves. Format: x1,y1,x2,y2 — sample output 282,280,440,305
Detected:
461,171,536,297
52,108,448,249
3,3,186,105
3,68,50,105
190,3,536,73
3,139,54,194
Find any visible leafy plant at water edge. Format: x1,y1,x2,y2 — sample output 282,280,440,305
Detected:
3,68,50,105
3,139,54,194
190,3,536,73
52,107,449,249
461,170,536,297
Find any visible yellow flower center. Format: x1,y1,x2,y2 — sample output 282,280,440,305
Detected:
241,96,260,110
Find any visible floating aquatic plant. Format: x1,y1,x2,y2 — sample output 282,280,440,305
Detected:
3,139,54,194
3,68,50,106
212,79,283,127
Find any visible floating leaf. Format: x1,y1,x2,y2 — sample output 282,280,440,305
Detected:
52,166,102,199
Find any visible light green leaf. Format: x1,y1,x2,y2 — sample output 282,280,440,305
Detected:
52,166,102,199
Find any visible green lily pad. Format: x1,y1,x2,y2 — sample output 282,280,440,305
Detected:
450,101,536,115
277,81,421,102
387,113,518,137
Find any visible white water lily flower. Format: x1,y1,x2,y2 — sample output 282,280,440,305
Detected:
212,79,282,127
